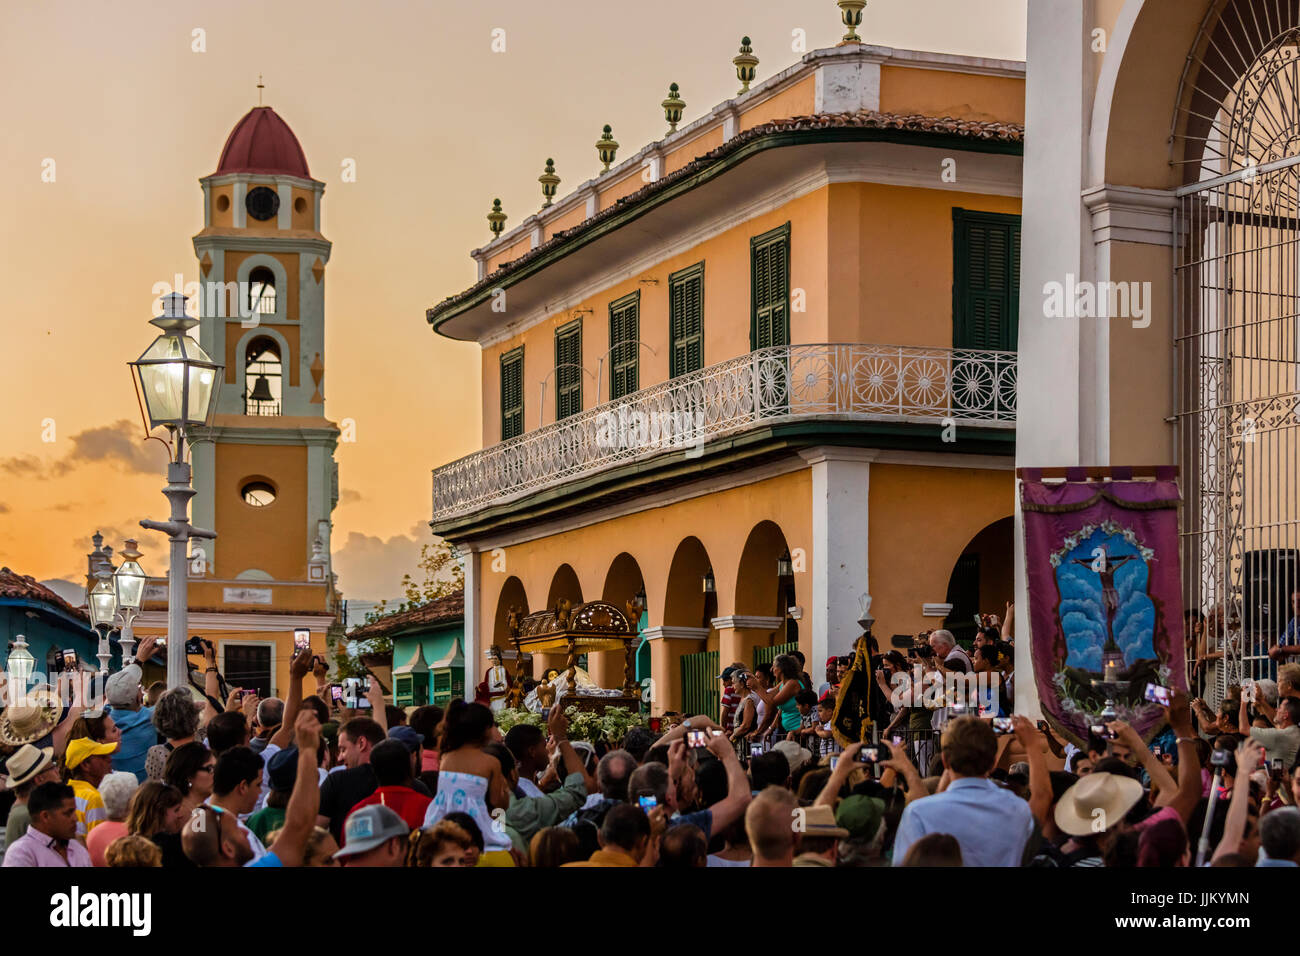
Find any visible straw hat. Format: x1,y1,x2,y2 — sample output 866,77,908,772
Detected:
3,743,55,789
1053,771,1144,836
800,803,850,839
0,687,63,747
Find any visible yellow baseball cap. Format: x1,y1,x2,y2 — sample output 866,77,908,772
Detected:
64,737,118,770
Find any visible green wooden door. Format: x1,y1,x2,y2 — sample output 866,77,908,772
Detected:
680,649,719,721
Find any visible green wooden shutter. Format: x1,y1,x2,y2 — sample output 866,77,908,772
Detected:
751,224,790,351
669,262,705,378
609,291,640,400
500,347,524,440
555,321,582,419
953,209,1021,351
681,649,720,722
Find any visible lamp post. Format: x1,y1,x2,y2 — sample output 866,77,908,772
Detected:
113,539,147,661
130,292,222,688
5,635,35,704
87,569,119,674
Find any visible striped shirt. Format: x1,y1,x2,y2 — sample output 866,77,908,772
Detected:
69,779,107,837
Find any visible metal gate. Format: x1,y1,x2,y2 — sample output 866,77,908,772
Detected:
1175,17,1300,704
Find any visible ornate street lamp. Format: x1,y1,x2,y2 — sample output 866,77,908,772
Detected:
5,635,35,702
88,569,118,674
702,569,716,594
131,292,222,688
113,539,147,660
776,550,793,578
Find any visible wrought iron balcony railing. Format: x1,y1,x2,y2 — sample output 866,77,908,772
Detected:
432,343,1017,521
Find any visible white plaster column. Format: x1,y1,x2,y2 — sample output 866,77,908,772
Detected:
460,544,479,680
800,447,874,669
1014,0,1092,716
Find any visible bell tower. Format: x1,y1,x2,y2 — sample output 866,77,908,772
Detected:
189,103,339,592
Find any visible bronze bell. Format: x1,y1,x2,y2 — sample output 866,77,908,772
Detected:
248,375,274,402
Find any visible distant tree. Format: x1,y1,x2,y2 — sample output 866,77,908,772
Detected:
335,537,465,677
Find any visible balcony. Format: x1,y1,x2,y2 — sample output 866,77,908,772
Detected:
432,343,1017,522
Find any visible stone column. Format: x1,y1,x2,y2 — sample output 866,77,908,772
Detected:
800,447,873,667
641,625,709,715
712,616,783,673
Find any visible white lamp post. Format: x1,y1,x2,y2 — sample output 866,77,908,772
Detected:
5,635,35,704
87,569,119,673
130,292,222,688
113,539,147,660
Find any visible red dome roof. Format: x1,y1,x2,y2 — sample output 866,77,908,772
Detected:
215,106,311,178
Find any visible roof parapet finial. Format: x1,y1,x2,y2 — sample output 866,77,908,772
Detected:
595,125,619,172
734,37,759,95
257,73,265,106
487,198,507,238
838,1,867,44
662,83,686,135
539,159,560,208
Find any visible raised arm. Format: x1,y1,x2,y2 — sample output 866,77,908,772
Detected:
702,732,753,834
1001,601,1014,641
816,742,864,806
1212,738,1263,863
269,647,312,751
1109,719,1177,802
267,710,323,867
1166,691,1205,824
201,640,223,724
1012,715,1052,827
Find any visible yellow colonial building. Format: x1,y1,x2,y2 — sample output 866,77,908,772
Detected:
428,21,1025,714
131,104,342,698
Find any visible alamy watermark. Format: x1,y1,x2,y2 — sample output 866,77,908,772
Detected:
1042,273,1151,328
594,403,706,458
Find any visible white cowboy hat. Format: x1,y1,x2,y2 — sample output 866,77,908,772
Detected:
1054,771,1144,836
0,686,63,747
3,743,55,789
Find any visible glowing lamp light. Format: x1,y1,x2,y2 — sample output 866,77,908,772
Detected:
130,293,222,429
113,540,147,611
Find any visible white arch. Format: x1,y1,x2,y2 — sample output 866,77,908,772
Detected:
1086,0,1146,188
234,253,289,322
233,325,291,409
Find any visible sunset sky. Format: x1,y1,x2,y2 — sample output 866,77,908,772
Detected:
0,0,1026,605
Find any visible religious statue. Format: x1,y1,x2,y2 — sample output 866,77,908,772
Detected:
537,676,556,713
484,645,510,714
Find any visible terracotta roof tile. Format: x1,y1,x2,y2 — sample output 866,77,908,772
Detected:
347,590,464,641
428,110,1024,326
0,567,90,624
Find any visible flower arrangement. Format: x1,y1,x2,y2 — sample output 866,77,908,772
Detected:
493,705,646,746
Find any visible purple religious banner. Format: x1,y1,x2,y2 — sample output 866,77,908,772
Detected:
1021,467,1186,747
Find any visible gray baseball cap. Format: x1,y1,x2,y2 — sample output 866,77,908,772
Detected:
332,804,410,860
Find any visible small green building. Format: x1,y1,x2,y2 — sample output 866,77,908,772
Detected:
1,567,100,686
348,591,464,710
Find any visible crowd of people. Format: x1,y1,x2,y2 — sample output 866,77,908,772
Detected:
2,607,1299,868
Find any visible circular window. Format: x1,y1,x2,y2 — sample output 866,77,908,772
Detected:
215,194,230,213
245,186,280,221
293,196,307,214
241,480,277,507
